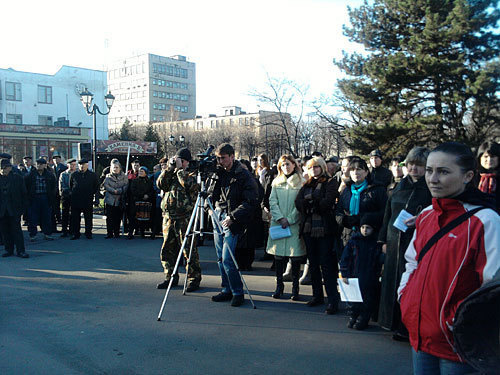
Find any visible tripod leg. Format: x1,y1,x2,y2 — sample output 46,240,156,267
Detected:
182,205,200,295
205,198,257,309
157,195,201,321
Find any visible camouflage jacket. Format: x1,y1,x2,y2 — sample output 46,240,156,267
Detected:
157,168,199,219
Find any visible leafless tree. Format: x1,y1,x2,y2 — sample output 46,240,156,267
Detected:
249,74,309,158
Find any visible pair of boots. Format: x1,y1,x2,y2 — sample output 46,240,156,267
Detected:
272,257,300,301
283,260,310,285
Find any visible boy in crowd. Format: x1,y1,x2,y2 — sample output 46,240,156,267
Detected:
339,214,383,330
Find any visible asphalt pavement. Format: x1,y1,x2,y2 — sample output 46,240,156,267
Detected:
0,217,412,375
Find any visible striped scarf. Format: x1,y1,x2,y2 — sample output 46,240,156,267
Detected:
479,173,496,194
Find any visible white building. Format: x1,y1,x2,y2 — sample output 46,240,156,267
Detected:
107,53,196,132
0,65,108,162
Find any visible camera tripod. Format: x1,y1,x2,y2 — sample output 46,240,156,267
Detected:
157,178,257,321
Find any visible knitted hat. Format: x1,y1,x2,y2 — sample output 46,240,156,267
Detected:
360,213,379,230
139,166,149,174
175,147,192,162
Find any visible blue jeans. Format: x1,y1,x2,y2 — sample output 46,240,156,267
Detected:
212,211,243,296
412,350,474,375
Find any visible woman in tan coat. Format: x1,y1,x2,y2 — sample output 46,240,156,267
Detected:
266,155,305,300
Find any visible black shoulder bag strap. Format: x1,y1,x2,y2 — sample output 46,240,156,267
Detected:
417,206,487,264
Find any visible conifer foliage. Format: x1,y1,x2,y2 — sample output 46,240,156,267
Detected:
336,0,499,156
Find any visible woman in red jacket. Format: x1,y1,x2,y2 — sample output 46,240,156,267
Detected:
398,142,500,375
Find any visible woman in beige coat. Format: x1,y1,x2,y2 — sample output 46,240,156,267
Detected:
266,155,305,300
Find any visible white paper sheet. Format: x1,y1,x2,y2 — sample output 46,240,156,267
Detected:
337,278,363,303
393,209,413,232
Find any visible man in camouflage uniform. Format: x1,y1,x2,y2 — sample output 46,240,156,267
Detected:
156,148,202,292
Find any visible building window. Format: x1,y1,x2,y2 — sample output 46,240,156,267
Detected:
6,114,22,124
0,113,3,123
6,82,22,101
38,85,52,104
38,115,53,125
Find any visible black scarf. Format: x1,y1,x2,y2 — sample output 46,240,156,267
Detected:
454,187,496,210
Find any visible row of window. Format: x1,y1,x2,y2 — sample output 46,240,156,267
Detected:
2,82,52,103
1,113,55,126
152,91,188,101
118,91,147,100
110,115,147,124
108,79,148,91
153,103,169,110
108,64,146,79
152,79,188,89
152,63,188,78
152,103,189,113
123,103,146,111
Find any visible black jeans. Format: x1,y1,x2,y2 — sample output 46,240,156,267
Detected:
61,196,71,234
0,214,25,254
105,204,123,236
304,234,340,304
70,204,93,237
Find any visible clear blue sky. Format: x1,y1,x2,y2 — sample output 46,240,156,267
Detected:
3,0,364,116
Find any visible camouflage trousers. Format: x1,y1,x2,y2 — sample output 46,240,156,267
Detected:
160,215,201,283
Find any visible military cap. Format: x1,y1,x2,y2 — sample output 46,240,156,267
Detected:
370,149,383,158
0,153,12,159
78,159,89,165
36,158,47,164
66,158,76,164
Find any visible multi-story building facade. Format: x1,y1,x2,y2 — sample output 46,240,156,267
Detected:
107,53,196,132
153,106,291,158
0,66,107,163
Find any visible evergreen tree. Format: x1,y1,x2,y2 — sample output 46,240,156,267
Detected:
336,0,499,156
119,119,133,141
143,124,162,155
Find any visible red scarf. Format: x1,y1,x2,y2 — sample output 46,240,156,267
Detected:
479,173,497,194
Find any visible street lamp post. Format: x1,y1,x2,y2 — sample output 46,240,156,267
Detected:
79,88,115,171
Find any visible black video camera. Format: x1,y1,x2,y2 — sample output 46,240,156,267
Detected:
188,145,218,174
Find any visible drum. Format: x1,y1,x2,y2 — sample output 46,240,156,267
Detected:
135,201,152,221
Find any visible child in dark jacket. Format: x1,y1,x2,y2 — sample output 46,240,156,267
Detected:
339,213,383,330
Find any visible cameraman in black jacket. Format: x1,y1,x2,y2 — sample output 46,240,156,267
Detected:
210,143,258,307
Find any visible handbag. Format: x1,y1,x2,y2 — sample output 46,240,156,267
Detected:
269,225,292,240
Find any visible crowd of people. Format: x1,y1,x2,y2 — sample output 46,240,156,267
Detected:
1,139,498,375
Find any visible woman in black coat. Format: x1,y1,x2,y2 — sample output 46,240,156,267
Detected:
295,157,340,314
477,141,500,213
235,159,264,271
128,167,154,239
335,157,388,246
377,147,432,341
